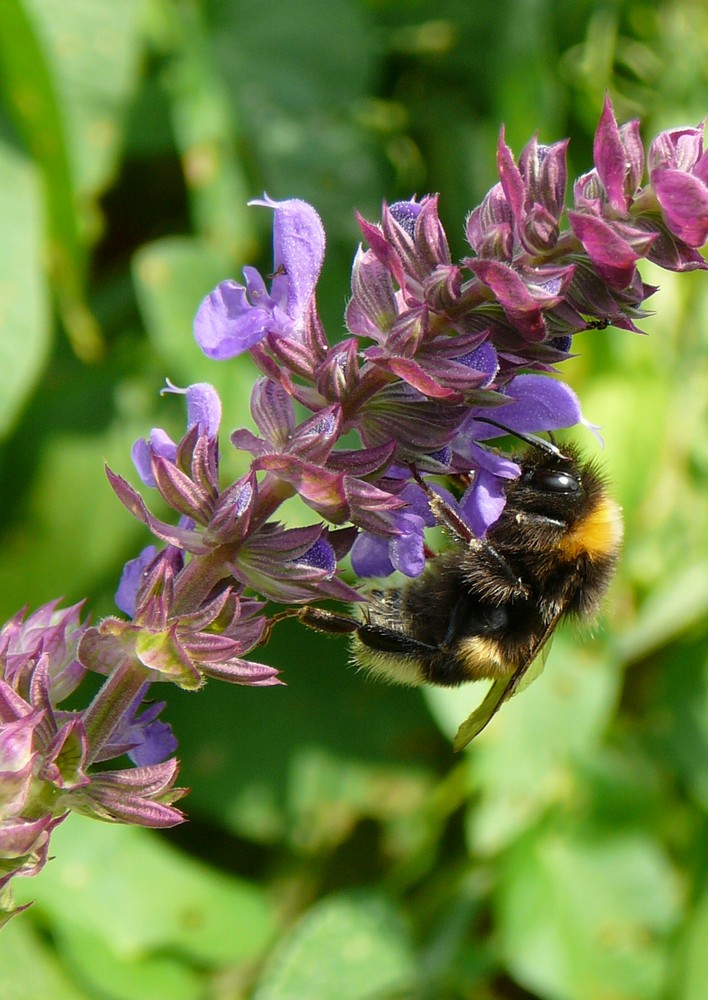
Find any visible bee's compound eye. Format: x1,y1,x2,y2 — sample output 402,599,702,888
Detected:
529,469,579,493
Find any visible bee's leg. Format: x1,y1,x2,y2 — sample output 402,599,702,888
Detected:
409,465,477,543
476,538,530,597
356,622,438,657
297,606,360,635
298,605,439,658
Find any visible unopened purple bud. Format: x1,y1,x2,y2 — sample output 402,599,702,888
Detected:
162,381,222,440
116,546,159,617
389,200,423,237
132,430,176,488
593,96,644,214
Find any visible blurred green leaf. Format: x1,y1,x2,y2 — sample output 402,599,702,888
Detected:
132,236,258,458
23,0,146,195
0,422,145,620
470,640,618,854
498,826,680,1000
643,641,708,811
0,0,141,359
0,917,90,1000
253,893,416,1000
164,617,438,846
13,815,275,966
427,634,619,853
618,561,708,662
53,922,203,1000
678,882,708,1000
0,141,49,437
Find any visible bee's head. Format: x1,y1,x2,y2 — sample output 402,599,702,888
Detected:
473,417,603,527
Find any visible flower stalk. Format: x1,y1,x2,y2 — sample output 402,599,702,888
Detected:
2,97,708,923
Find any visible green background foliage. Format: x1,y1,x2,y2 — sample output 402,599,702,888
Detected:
1,0,707,997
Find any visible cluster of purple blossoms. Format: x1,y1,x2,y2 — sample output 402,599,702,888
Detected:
2,98,707,923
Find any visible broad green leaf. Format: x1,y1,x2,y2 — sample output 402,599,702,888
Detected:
22,0,145,197
253,893,416,1000
54,922,202,1000
678,882,708,1000
0,0,96,358
0,917,91,1000
498,826,679,1000
459,635,618,854
12,814,275,966
0,141,49,437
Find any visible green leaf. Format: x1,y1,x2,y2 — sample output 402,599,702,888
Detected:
642,641,708,811
253,893,416,1000
163,617,437,846
55,922,203,1000
12,814,275,966
498,826,680,1000
449,635,618,854
0,917,91,1000
617,561,708,662
677,882,708,1000
132,236,258,456
0,141,50,437
0,423,144,621
22,0,146,199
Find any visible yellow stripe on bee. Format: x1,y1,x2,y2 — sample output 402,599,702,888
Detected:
455,636,515,680
350,638,426,687
560,496,623,560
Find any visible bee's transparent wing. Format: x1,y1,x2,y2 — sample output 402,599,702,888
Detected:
452,635,555,751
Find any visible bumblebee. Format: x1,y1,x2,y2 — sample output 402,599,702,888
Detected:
300,432,623,749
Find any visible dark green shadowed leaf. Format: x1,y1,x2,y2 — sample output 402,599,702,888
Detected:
164,618,440,846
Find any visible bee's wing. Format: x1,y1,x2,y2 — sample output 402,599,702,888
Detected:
452,619,559,751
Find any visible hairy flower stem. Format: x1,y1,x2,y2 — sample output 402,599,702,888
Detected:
82,658,151,765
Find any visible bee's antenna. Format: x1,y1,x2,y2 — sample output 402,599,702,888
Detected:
472,417,569,459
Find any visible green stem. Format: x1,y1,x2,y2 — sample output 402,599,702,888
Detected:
82,657,150,766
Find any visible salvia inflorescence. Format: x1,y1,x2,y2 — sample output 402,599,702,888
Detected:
2,98,707,924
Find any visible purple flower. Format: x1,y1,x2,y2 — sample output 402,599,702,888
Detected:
350,481,436,578
194,196,326,359
0,634,186,925
94,683,178,767
132,381,221,489
116,546,159,617
648,123,708,248
0,601,88,704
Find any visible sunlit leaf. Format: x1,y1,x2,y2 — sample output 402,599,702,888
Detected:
12,815,275,965
0,142,49,437
498,825,679,1000
253,893,416,1000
